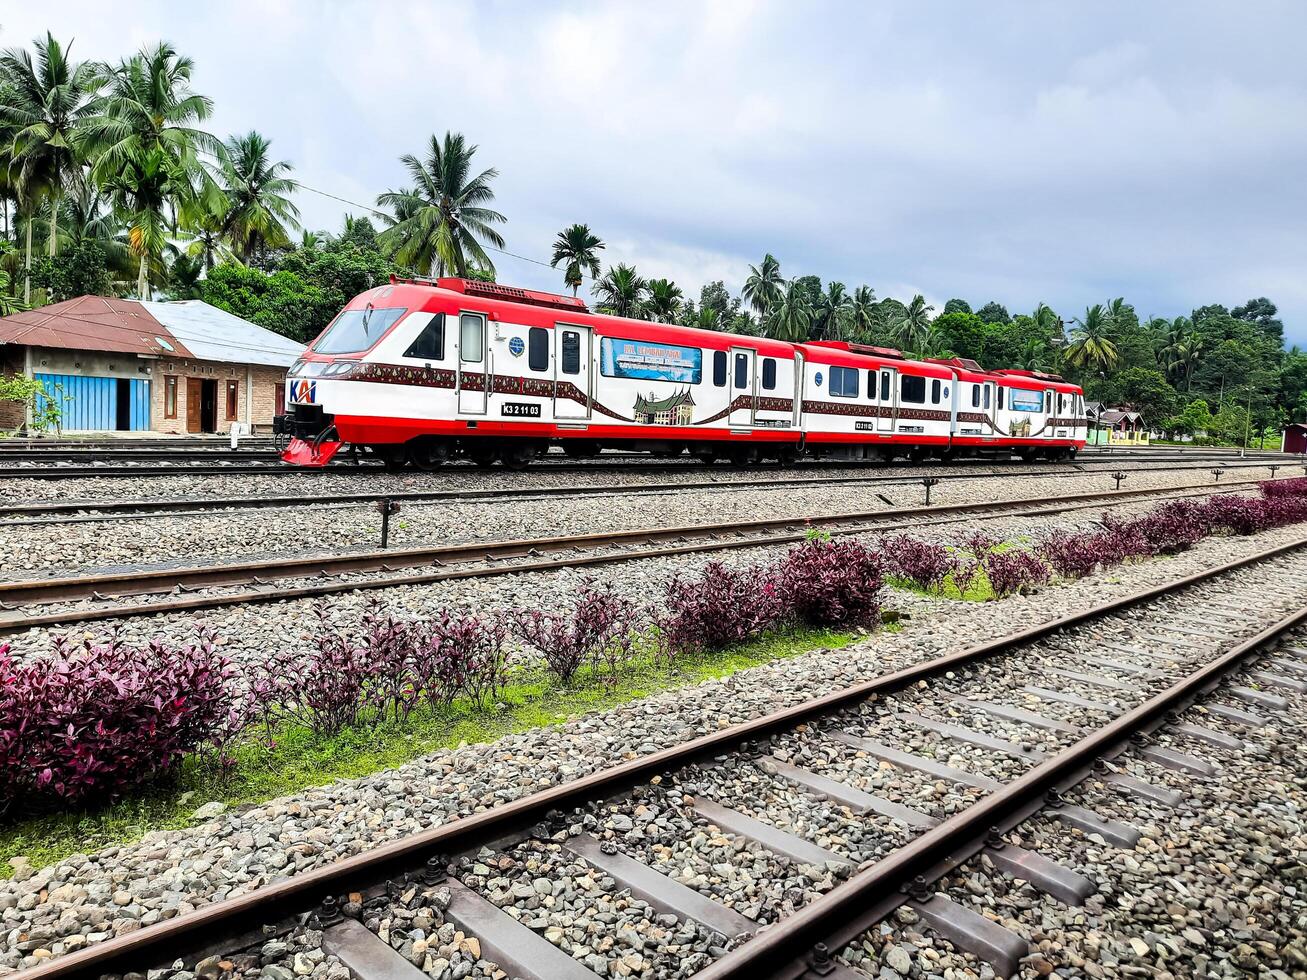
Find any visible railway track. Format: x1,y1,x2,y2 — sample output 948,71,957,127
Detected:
0,480,1267,636
17,533,1307,980
0,459,1286,524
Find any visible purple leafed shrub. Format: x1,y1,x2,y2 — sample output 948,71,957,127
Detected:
414,609,508,707
0,631,234,809
659,561,785,655
1199,494,1267,536
882,536,955,592
1128,500,1208,553
1260,477,1307,498
514,580,642,683
982,550,1050,598
779,538,884,628
1039,531,1111,579
961,531,1001,558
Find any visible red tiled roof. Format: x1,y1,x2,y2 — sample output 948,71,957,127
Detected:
0,296,195,359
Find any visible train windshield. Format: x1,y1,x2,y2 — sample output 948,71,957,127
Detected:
313,306,406,354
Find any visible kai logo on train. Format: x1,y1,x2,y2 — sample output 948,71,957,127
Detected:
291,379,316,404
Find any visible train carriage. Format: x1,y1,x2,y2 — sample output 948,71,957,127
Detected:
277,276,1087,467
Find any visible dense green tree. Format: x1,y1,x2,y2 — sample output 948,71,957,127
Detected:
549,223,603,296
1231,296,1283,343
376,132,506,278
218,130,300,264
976,301,1009,325
592,263,646,318
942,298,971,315
29,239,109,300
201,262,328,341
697,280,741,324
741,253,782,322
84,42,225,299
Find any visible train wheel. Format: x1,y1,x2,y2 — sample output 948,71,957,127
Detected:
378,447,408,472
407,438,449,471
465,442,500,468
775,449,799,467
694,448,719,464
728,446,758,467
501,441,539,471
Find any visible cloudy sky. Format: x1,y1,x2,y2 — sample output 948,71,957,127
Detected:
7,2,1307,340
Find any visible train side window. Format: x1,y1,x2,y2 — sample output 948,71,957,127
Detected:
561,331,581,374
998,386,1005,409
403,313,445,360
931,379,940,403
762,358,777,390
830,365,859,398
1044,390,1052,412
527,328,549,371
458,313,483,362
971,385,980,408
983,385,991,410
713,351,727,387
880,372,890,401
734,353,748,389
901,375,925,404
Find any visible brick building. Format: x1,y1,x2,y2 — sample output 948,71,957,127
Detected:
0,296,303,434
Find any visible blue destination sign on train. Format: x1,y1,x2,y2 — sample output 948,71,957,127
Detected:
1010,390,1042,413
600,337,702,384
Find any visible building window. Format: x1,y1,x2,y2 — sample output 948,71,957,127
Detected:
225,380,239,421
528,327,549,371
931,379,941,403
561,331,582,374
165,375,178,419
713,350,727,387
761,358,777,390
830,365,859,398
404,313,445,360
901,374,925,404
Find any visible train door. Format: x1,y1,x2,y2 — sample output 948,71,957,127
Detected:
1043,388,1056,438
554,324,592,420
876,367,897,431
792,351,805,429
982,381,997,434
456,311,488,415
729,347,756,426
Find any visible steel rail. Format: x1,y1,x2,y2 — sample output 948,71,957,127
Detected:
697,593,1307,979
0,482,1258,634
0,462,1278,522
17,533,1306,980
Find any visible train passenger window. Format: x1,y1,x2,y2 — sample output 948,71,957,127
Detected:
734,353,748,389
983,385,991,409
971,385,980,408
762,358,777,390
830,365,859,398
561,331,582,374
459,313,484,362
404,313,445,360
528,328,549,371
901,375,926,404
998,387,1005,409
880,372,890,401
1044,391,1052,412
713,351,727,387
1059,393,1068,414
931,379,941,403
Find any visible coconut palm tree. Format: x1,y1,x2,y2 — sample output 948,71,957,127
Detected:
1016,337,1057,373
850,285,877,341
0,33,99,266
1063,303,1121,372
550,223,604,296
592,263,646,318
892,294,934,352
218,130,299,264
812,281,853,340
644,277,683,323
741,253,783,322
299,229,325,251
83,42,225,299
766,278,813,342
375,131,506,278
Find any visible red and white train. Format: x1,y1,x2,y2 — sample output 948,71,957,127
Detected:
276,276,1087,468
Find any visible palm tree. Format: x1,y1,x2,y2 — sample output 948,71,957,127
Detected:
218,130,299,264
54,184,133,282
850,285,877,342
592,263,646,318
644,277,683,323
83,42,225,299
813,281,853,340
1017,337,1056,373
182,199,236,272
892,294,934,352
910,324,955,359
299,229,325,251
741,253,783,322
1063,303,1121,372
766,278,813,342
0,33,99,267
1030,302,1060,336
550,223,604,296
376,131,506,278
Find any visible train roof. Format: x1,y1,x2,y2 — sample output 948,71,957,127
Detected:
800,340,954,378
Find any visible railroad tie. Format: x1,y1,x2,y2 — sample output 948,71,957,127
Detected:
687,798,854,870
907,894,1030,979
322,918,429,980
1021,686,1122,717
950,697,1084,735
825,731,1005,791
761,756,941,830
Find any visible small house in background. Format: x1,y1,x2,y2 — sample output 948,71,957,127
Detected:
0,296,303,434
1281,423,1307,454
1096,408,1149,446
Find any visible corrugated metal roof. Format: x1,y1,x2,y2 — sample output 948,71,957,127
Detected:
142,300,305,368
0,296,195,358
